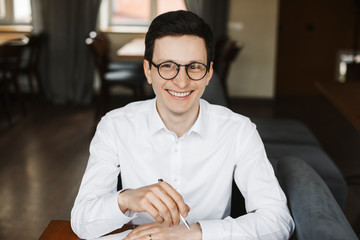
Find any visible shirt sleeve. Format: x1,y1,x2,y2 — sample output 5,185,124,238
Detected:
71,115,137,239
198,121,295,240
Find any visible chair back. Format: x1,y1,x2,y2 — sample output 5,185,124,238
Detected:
0,41,28,120
220,41,242,85
86,32,111,78
26,33,46,70
0,42,26,78
214,36,243,99
214,35,229,69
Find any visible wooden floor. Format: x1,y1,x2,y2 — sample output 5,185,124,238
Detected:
0,95,359,239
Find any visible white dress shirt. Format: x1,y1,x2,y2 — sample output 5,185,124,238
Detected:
71,98,295,239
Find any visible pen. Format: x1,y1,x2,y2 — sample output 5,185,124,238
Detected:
158,179,191,230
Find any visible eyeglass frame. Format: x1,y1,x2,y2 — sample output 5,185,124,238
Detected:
149,60,210,81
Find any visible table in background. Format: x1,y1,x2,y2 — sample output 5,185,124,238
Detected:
315,81,360,132
0,33,26,46
39,220,134,240
117,38,145,59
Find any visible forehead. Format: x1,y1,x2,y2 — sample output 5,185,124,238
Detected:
153,35,207,63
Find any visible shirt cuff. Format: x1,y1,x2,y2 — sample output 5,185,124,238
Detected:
103,191,137,226
198,220,231,240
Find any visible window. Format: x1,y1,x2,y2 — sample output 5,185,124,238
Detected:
336,51,360,83
0,0,32,25
0,0,6,19
99,0,187,32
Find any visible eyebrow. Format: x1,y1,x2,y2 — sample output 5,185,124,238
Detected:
154,59,207,64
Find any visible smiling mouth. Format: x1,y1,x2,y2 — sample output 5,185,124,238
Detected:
167,90,192,97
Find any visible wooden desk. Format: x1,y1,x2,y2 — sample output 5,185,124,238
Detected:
0,25,32,33
39,219,296,240
316,81,360,132
39,220,134,240
117,38,145,59
0,33,27,46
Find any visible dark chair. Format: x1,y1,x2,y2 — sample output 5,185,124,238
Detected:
213,36,243,104
252,118,348,209
202,72,228,107
88,31,142,73
18,32,46,98
276,157,358,240
230,157,357,240
0,38,28,125
86,32,145,120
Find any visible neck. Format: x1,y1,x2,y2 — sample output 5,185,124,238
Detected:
156,104,200,138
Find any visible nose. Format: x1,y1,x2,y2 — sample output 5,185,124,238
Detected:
172,66,191,88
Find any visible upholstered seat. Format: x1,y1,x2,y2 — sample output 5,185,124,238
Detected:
252,118,320,146
108,62,142,72
250,118,347,209
265,143,347,209
104,69,143,84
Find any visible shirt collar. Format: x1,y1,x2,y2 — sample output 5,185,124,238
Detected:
148,98,208,137
149,98,167,135
188,99,207,137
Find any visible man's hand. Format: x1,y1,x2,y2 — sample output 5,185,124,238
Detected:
117,180,190,226
123,222,202,240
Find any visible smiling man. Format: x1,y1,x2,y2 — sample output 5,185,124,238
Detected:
145,34,211,138
71,10,294,240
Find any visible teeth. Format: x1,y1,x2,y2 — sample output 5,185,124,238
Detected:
168,90,191,97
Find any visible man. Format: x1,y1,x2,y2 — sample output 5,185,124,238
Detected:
71,10,295,240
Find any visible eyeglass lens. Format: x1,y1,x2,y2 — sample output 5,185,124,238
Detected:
158,62,207,80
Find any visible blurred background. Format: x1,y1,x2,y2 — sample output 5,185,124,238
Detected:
0,0,359,239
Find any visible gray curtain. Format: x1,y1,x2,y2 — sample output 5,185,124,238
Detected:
185,0,229,40
31,0,101,104
30,0,44,34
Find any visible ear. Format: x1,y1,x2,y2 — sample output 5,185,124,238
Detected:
143,60,152,84
206,62,214,86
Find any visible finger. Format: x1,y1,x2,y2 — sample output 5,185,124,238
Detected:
142,189,173,225
125,223,160,240
153,183,181,225
159,197,180,225
142,200,164,224
158,181,189,217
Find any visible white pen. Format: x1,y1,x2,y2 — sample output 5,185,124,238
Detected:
179,213,191,230
158,179,191,230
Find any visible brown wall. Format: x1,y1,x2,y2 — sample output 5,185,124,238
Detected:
276,0,356,96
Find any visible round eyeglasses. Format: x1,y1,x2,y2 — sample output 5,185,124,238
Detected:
150,61,209,81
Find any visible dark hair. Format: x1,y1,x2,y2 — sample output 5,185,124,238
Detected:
144,10,214,65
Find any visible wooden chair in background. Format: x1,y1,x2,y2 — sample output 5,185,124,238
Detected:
86,32,145,121
213,36,243,104
0,39,28,126
18,32,47,99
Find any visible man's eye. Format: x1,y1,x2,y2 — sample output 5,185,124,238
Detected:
190,64,203,70
161,63,176,69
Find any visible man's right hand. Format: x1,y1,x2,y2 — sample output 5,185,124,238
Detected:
117,180,190,226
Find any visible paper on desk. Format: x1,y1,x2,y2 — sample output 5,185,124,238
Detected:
92,230,132,240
